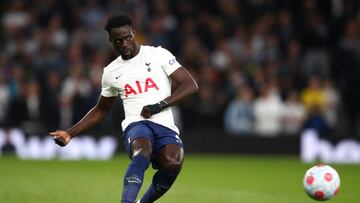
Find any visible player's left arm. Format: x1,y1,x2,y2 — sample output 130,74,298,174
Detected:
141,66,198,118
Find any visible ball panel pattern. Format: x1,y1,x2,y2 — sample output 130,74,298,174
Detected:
303,165,340,201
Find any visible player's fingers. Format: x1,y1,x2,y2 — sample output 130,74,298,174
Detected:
55,140,65,147
53,136,66,147
140,110,146,117
141,112,151,118
140,109,151,118
49,131,59,136
53,135,61,142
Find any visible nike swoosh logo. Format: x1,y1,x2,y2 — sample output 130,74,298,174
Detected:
115,75,120,79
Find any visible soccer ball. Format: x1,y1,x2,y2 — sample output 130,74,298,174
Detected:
303,164,340,201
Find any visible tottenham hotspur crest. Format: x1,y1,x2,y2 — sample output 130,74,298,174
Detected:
145,62,151,72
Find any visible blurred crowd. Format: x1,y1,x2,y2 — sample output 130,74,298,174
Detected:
1,0,360,137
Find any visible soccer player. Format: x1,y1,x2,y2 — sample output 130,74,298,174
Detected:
50,13,198,203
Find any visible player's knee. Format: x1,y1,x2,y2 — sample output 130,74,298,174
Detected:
131,138,153,159
162,154,183,173
132,147,152,159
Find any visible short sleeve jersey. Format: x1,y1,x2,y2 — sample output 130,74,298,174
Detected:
101,45,181,134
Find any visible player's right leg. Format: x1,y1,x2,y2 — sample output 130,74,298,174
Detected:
121,122,154,203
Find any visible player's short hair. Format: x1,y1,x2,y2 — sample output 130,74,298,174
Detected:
104,13,132,33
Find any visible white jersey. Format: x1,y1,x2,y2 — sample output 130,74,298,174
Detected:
101,45,181,134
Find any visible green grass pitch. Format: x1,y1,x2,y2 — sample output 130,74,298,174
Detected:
0,154,359,203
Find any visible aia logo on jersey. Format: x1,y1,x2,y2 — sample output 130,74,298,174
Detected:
124,77,159,97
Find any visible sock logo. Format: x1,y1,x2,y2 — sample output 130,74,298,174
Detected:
125,176,142,184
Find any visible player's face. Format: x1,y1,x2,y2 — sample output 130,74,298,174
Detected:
109,25,139,60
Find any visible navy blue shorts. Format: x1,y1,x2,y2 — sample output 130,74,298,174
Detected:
123,120,183,160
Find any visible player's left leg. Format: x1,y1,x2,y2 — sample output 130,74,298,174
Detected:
139,144,184,203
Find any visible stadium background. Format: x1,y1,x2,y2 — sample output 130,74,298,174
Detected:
0,0,360,203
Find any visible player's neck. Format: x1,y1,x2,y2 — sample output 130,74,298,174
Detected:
133,43,140,57
122,44,140,60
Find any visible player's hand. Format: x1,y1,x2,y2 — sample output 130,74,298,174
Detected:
141,100,168,118
50,130,71,147
141,104,160,118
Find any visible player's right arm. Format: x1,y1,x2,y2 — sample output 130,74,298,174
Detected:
50,96,116,147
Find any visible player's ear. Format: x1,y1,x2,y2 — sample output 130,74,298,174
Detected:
108,37,113,43
131,29,135,38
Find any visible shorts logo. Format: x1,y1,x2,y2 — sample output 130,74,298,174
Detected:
168,58,177,65
175,135,182,143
